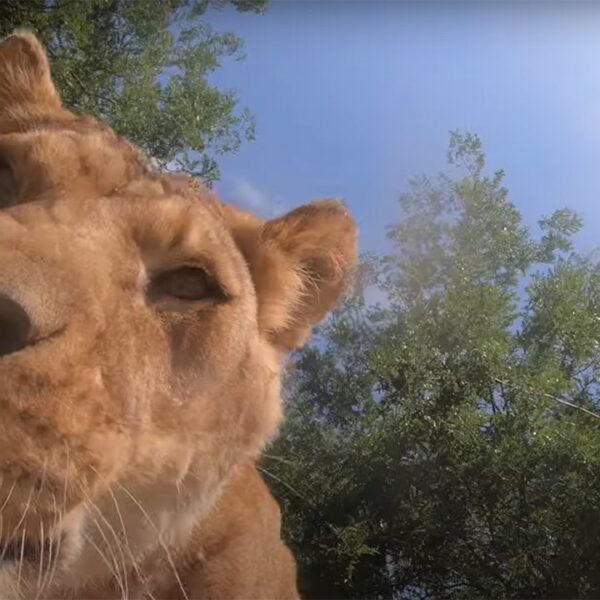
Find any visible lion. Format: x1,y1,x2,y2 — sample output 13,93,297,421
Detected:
0,32,357,599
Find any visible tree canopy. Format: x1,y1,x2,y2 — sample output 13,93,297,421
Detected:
264,132,600,599
0,0,267,182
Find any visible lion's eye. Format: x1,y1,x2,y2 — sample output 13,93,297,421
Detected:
148,266,224,302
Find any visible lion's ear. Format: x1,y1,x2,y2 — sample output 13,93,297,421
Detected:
0,31,61,113
224,200,357,350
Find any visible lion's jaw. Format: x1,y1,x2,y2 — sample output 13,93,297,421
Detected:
0,475,229,598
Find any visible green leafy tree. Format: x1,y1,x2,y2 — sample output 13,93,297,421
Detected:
265,132,600,599
0,0,266,182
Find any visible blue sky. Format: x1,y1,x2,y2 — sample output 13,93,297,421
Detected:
207,1,600,257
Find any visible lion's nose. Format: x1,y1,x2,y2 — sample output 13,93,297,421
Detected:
0,294,31,356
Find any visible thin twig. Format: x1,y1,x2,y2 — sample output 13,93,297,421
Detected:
493,377,600,421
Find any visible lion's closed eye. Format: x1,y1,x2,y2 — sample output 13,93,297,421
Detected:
147,265,228,309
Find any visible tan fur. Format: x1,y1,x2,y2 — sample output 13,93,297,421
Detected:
0,32,356,599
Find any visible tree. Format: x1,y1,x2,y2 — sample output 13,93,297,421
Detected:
264,132,600,599
0,0,267,183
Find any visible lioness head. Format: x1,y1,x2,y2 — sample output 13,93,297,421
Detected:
0,32,356,597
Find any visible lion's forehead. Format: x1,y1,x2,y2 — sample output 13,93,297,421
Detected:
0,117,145,205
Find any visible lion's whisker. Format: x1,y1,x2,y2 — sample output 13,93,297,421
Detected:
110,477,190,600
83,498,129,600
105,484,147,590
35,459,48,503
35,515,44,594
0,479,17,515
37,493,61,599
82,530,127,600
16,526,26,594
0,483,35,563
39,449,70,597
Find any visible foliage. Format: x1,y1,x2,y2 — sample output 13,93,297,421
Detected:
0,0,266,182
265,132,600,599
